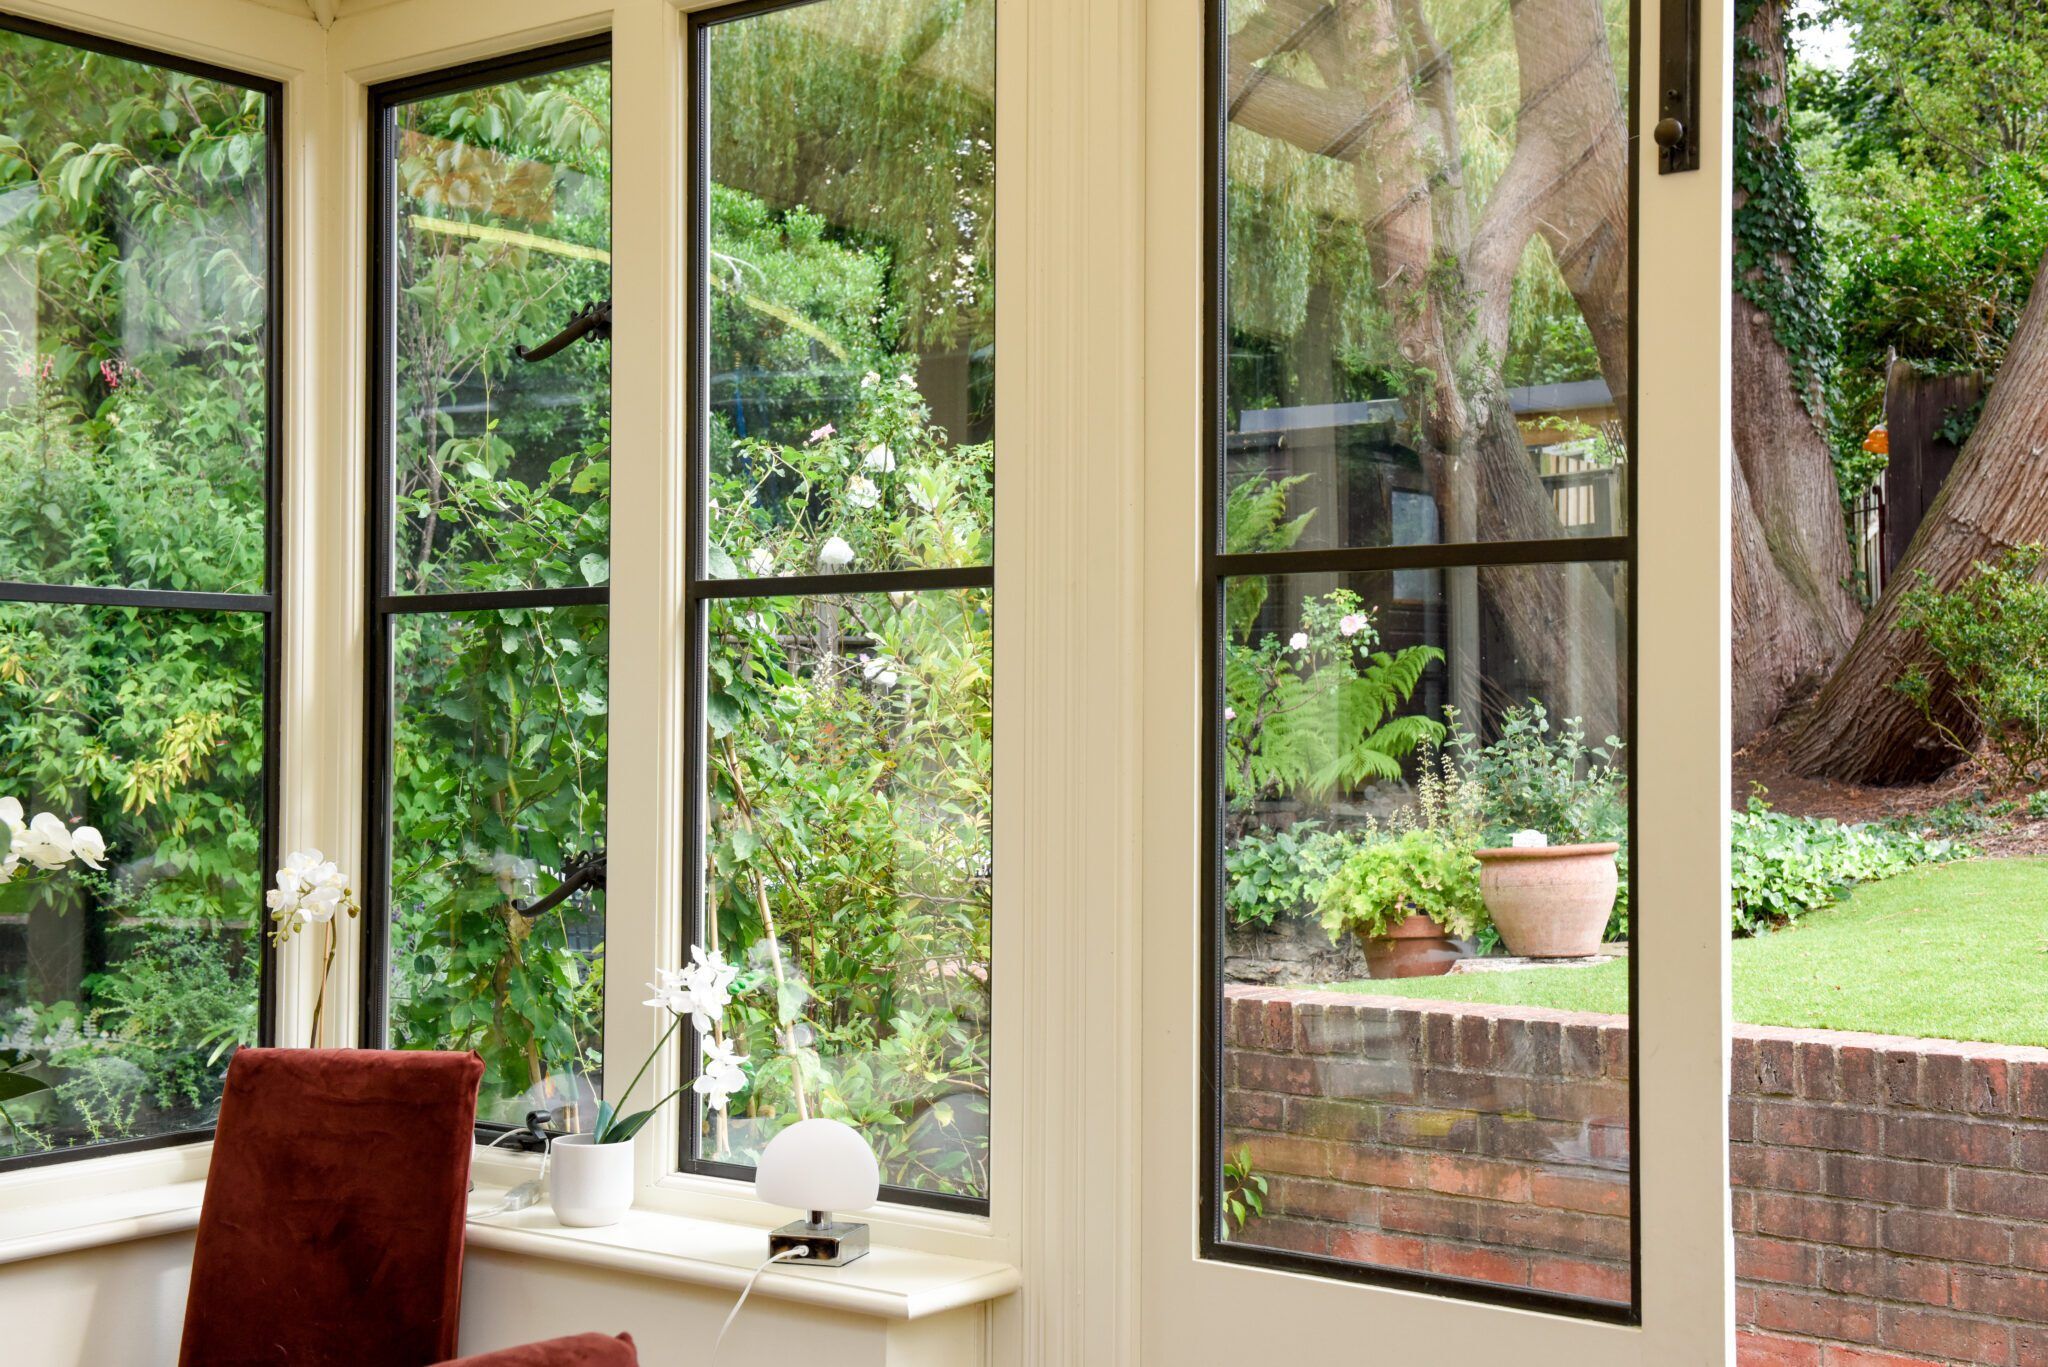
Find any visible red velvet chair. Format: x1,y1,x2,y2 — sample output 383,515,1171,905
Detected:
434,1334,639,1366
179,1049,639,1367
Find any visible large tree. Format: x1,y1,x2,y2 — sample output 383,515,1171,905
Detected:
1730,0,1864,748
1227,0,1630,740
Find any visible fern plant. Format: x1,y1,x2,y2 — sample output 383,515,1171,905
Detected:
1223,588,1443,826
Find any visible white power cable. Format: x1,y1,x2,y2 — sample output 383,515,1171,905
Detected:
713,1245,812,1356
468,1130,551,1220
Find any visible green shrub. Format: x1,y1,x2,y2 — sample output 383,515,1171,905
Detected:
1730,795,1962,935
1895,546,2048,788
1224,823,1358,928
1316,828,1485,944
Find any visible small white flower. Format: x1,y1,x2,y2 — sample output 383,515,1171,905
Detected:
1338,613,1369,638
846,475,881,510
68,826,105,871
862,444,895,473
862,656,898,690
746,547,775,576
898,372,917,388
818,536,855,568
1288,632,1309,651
1224,706,1237,722
695,1034,750,1113
861,371,880,388
806,422,836,445
15,812,75,871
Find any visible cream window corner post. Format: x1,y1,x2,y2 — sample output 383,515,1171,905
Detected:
1140,0,1734,1361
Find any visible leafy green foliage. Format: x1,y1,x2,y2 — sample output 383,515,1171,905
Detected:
1223,589,1444,822
1316,828,1486,943
1224,822,1359,929
1222,1145,1268,1235
1730,792,1962,934
1895,546,2048,788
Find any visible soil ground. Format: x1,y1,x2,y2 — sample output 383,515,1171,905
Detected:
1734,720,2048,856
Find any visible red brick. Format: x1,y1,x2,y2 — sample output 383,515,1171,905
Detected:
1427,1242,1531,1286
1971,1057,2013,1115
1232,1051,1318,1095
1525,1078,1629,1126
1531,1169,1631,1217
1882,1209,2011,1266
1316,1058,1423,1104
1755,1193,1880,1249
1456,1014,1498,1071
2017,1226,2048,1273
1224,1089,1284,1130
1284,1096,1379,1143
1761,1101,1883,1153
1736,1190,1758,1233
1330,1229,1427,1269
1818,1249,1950,1306
1743,1143,1828,1194
1237,1132,1332,1180
1423,1068,1528,1113
1740,1234,1822,1287
1418,1153,1532,1203
1882,1051,1922,1108
1956,1168,2048,1221
1266,1175,1377,1224
1837,1047,1881,1107
1533,1257,1631,1303
1820,1348,1946,1367
1234,1213,1333,1257
1920,1054,1971,1114
1952,1267,2048,1321
1378,1191,1628,1260
1800,1042,1842,1102
2017,1066,2048,1122
1562,1023,1604,1079
1755,1288,1880,1345
1884,1114,2015,1167
1326,1146,1425,1190
1880,1306,2012,1365
2020,1130,2048,1171
1380,1105,1480,1151
1601,1024,1631,1081
1423,1013,1459,1068
1740,1331,1824,1367
2018,1326,2048,1367
1760,1038,1802,1095
1733,1097,1760,1143
1825,1155,1949,1209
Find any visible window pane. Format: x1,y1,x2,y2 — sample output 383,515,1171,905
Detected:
698,589,991,1200
0,603,265,1160
385,605,608,1126
1217,562,1631,1304
388,60,612,595
703,0,994,579
1223,0,1629,550
0,29,271,594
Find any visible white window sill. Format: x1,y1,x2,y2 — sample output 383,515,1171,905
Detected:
0,1169,1019,1323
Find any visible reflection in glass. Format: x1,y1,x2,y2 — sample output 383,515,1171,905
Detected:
1218,564,1630,1303
390,61,612,594
387,606,609,1126
0,603,265,1159
1223,0,1630,550
699,589,991,1199
0,29,270,593
704,0,995,575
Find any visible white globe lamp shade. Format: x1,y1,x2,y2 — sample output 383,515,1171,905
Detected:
755,1117,880,1215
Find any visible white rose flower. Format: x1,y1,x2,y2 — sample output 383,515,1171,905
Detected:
846,475,881,510
818,536,855,568
746,547,775,576
863,443,895,472
1288,632,1309,651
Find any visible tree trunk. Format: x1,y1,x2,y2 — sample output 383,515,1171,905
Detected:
1786,243,2048,782
1729,0,1862,747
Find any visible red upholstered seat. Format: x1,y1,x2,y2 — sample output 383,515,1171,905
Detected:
433,1333,640,1366
179,1048,486,1367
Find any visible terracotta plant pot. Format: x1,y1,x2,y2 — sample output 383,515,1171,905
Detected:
1473,842,1620,958
1358,911,1463,978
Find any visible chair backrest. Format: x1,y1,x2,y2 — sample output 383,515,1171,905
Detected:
179,1048,485,1367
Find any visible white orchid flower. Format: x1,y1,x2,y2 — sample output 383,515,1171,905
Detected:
642,966,690,1014
818,536,855,568
846,475,881,510
0,797,21,832
695,1034,750,1113
0,852,18,885
16,812,75,871
69,826,105,871
863,443,895,472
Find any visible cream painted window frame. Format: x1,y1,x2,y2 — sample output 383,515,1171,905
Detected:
1137,0,1737,1361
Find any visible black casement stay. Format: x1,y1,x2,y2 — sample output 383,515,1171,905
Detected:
511,848,607,919
512,298,612,363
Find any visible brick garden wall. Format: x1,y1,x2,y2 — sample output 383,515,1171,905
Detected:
1224,985,2048,1364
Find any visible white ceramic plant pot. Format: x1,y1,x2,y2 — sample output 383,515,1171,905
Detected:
549,1133,636,1227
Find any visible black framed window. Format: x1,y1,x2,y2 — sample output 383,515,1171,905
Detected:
0,16,280,1168
362,39,613,1132
1202,0,1639,1317
681,0,995,1212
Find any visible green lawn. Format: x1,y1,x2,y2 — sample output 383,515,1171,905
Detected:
1315,857,2048,1047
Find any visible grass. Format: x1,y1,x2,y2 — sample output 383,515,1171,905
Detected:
1316,857,2048,1047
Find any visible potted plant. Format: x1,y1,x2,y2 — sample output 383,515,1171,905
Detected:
1454,703,1627,959
1315,828,1483,978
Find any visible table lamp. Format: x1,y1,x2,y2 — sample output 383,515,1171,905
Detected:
756,1117,880,1266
